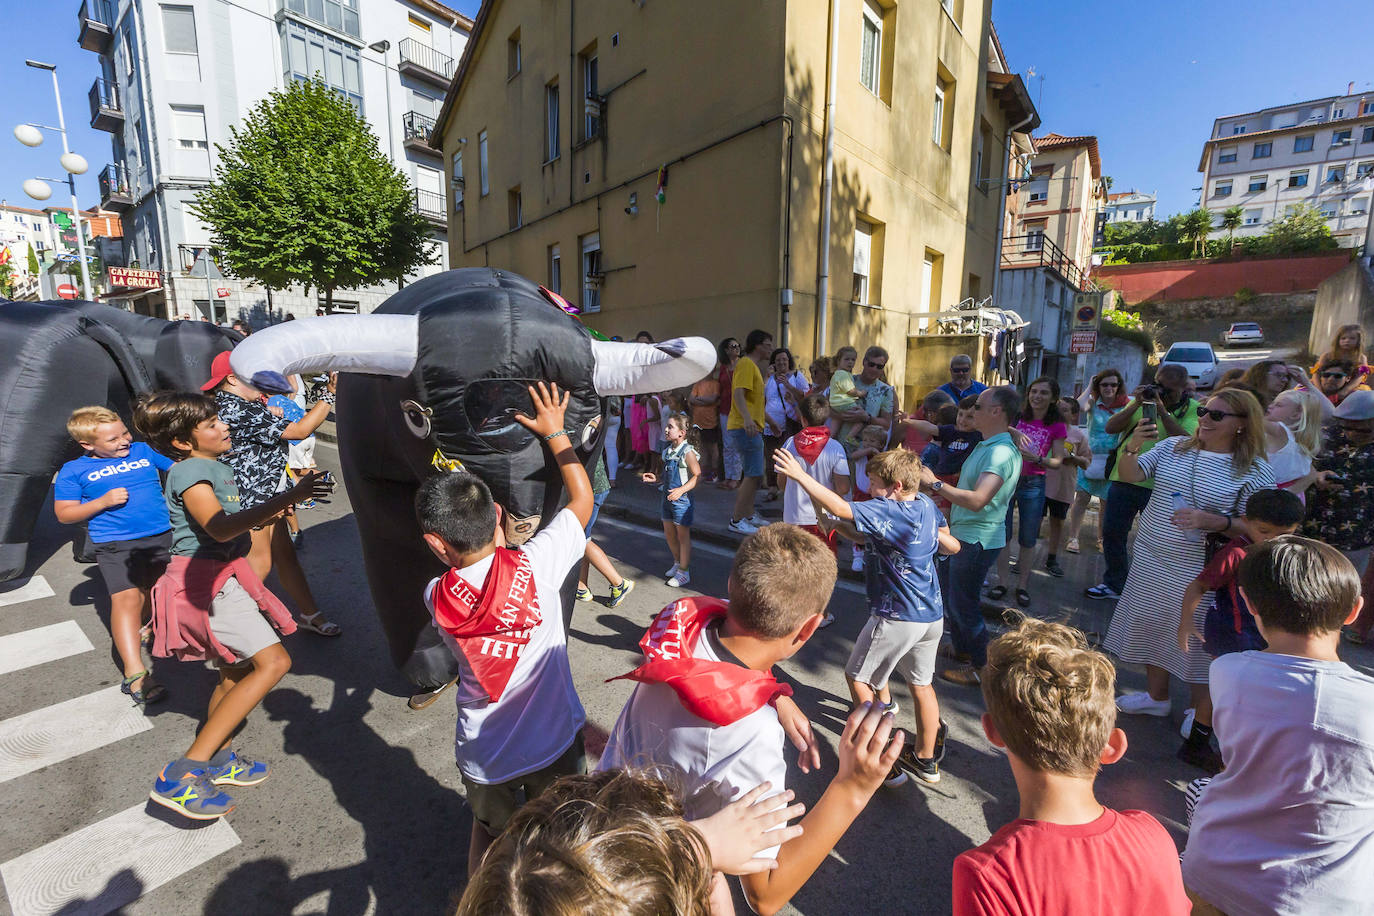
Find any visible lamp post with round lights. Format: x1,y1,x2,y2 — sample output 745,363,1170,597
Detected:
13,59,94,298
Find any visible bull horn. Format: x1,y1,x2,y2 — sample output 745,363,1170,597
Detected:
229,314,419,393
590,337,716,395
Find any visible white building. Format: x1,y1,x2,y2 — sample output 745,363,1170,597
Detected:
76,0,470,321
1197,87,1374,250
1103,189,1155,223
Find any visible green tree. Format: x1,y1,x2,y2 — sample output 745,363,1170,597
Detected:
0,260,14,298
1180,208,1214,257
191,79,434,312
1220,205,1244,245
26,244,39,276
1264,203,1338,254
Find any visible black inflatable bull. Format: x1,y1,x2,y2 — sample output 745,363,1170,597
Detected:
229,268,714,690
0,300,237,581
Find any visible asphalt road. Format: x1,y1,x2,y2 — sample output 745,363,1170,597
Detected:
3,442,1366,915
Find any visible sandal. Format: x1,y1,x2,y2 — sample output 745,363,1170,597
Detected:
1015,588,1031,608
140,625,154,648
987,585,1008,601
121,670,167,707
297,611,342,637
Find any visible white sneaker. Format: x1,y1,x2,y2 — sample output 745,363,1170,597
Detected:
1116,692,1171,717
746,514,771,527
879,699,899,717
729,518,759,535
818,612,836,628
1180,707,1196,739
666,570,691,588
664,562,680,579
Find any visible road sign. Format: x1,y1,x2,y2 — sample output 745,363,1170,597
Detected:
1069,330,1098,354
1072,291,1104,332
215,287,231,298
56,284,79,300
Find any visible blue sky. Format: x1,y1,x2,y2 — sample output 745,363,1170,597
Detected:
0,0,1365,219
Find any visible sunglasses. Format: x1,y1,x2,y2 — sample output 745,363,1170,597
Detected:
951,366,971,373
1321,371,1348,379
727,343,741,349
1197,405,1244,421
1099,381,1120,387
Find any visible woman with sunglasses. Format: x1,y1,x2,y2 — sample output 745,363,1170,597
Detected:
716,338,742,490
1105,388,1274,759
1066,368,1129,555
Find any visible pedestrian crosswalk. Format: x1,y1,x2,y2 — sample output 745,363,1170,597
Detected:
0,575,239,915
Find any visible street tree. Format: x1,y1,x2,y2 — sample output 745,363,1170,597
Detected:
26,244,39,276
1220,205,1244,246
192,79,434,313
1180,208,1213,257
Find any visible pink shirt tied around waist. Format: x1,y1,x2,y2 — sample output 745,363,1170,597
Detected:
150,555,296,664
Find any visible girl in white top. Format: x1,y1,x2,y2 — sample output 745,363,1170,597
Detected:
1263,389,1324,495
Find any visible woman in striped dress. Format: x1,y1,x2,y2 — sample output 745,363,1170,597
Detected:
1104,388,1274,725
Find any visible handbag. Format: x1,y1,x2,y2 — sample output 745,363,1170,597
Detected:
1085,452,1109,480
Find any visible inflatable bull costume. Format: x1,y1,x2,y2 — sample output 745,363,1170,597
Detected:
230,268,714,691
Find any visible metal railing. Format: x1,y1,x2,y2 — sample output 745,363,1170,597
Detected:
1000,233,1086,290
397,39,455,80
88,78,121,120
98,163,130,199
79,0,113,29
412,188,445,221
403,111,436,146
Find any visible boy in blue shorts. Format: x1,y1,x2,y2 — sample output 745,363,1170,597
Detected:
53,406,174,706
775,445,959,785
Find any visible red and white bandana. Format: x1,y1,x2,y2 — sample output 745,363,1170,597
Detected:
431,548,542,702
792,425,832,463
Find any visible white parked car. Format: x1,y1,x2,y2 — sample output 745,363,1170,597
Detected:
1221,322,1265,348
1162,342,1218,390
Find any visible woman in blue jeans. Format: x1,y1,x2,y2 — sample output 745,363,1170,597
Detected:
990,377,1067,608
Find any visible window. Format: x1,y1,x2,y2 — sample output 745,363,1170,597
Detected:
451,150,463,209
1364,126,1374,143
859,2,881,95
580,47,600,142
1365,102,1374,116
1332,107,1345,119
1288,169,1308,188
1252,141,1272,158
1026,169,1049,202
281,20,362,111
917,249,942,332
478,130,489,196
407,13,431,45
932,70,954,150
508,187,522,230
580,233,601,313
507,30,521,79
1213,181,1232,198
1243,208,1262,226
1218,146,1237,163
1358,162,1374,179
172,106,209,163
1327,165,1346,183
1351,198,1369,216
1248,175,1267,193
1320,203,1338,219
1293,134,1314,152
122,29,135,76
852,219,872,304
161,4,197,54
1024,225,1045,251
975,121,992,191
544,81,559,162
283,0,359,37
1231,124,1247,135
548,245,561,294
1333,128,1353,146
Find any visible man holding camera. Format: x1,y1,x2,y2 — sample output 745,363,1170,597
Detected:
1085,364,1197,601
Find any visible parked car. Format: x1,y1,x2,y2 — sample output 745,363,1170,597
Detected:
1221,322,1265,348
1162,342,1219,390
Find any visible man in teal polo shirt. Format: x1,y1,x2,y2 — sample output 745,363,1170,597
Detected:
920,385,1023,686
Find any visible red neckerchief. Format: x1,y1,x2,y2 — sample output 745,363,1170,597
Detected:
610,598,791,726
431,548,542,702
793,426,832,463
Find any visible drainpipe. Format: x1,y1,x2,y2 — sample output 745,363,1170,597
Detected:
990,109,1038,311
780,115,793,350
815,0,840,357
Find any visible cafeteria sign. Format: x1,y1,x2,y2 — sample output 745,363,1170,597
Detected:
108,267,162,289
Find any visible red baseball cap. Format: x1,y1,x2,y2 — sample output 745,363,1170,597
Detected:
202,350,234,391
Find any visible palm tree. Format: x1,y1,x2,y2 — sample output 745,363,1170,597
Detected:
1182,208,1213,258
1220,205,1244,248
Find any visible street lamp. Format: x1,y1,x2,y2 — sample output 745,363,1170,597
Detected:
14,59,94,298
367,40,396,163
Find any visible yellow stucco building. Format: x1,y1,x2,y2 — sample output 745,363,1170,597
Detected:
433,0,1037,400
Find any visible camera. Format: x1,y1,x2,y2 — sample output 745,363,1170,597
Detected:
1139,385,1159,400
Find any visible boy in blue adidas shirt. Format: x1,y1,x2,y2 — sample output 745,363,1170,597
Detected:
776,445,959,785
53,406,175,706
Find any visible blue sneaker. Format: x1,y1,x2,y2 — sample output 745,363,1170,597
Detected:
208,751,271,787
150,764,236,820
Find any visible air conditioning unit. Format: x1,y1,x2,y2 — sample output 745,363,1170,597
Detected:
1334,139,1351,147
584,95,603,119
451,175,464,187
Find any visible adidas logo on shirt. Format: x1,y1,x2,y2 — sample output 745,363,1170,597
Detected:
85,459,152,482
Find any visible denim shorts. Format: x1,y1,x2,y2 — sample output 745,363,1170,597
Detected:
584,489,609,536
725,428,765,478
661,495,695,526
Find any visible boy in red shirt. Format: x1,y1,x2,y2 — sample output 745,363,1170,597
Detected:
953,620,1189,916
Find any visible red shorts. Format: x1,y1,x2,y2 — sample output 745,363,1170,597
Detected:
801,524,839,555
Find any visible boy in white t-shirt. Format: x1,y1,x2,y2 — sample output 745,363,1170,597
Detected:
415,382,593,876
780,394,850,626
597,524,904,916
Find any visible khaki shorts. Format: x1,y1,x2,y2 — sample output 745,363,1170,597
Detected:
462,732,586,836
846,615,943,688
207,576,281,667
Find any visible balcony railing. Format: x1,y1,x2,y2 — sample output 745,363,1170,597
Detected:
78,0,114,52
88,78,123,131
412,188,446,224
402,111,439,154
98,163,132,210
397,38,455,84
1001,233,1086,290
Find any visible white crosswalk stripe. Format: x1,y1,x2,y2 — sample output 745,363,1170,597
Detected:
0,577,55,609
0,686,153,784
0,802,240,916
0,621,94,677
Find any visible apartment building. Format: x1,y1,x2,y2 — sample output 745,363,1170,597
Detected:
0,203,123,300
998,132,1107,381
1198,87,1374,250
1103,189,1156,223
432,0,1035,393
75,0,470,321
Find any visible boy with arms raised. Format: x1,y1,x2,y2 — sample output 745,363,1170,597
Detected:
953,619,1190,915
414,382,593,875
598,523,904,916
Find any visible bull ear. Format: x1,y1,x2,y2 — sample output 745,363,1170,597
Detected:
229,315,420,391
590,337,716,395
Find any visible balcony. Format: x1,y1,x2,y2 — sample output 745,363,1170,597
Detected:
402,111,439,156
397,38,455,87
1000,234,1086,290
412,188,446,226
78,0,114,52
88,78,123,132
98,163,132,212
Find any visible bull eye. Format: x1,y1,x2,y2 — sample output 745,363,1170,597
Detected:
400,400,433,439
581,415,602,448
